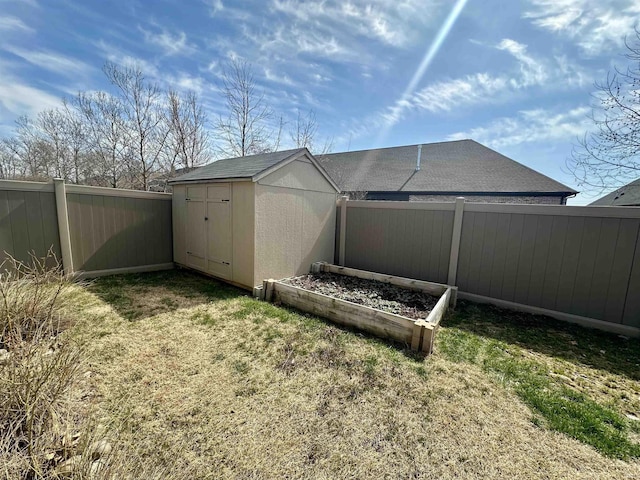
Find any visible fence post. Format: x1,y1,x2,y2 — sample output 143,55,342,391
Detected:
338,195,348,266
53,179,74,275
447,197,465,286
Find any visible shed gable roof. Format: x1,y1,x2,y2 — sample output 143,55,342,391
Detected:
317,139,577,195
169,148,305,183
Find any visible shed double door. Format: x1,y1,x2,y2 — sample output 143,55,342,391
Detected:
185,183,232,280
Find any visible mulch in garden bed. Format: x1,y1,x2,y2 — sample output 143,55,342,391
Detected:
283,272,438,320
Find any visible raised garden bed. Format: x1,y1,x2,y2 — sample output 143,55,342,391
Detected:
259,263,456,354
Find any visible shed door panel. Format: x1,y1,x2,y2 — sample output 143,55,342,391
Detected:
208,184,230,201
206,183,232,280
186,199,206,270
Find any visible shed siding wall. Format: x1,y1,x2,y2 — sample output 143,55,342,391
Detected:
254,184,336,286
259,158,336,193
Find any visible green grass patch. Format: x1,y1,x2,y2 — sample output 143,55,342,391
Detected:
440,302,640,460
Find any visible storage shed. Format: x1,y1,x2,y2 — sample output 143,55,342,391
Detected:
169,148,340,290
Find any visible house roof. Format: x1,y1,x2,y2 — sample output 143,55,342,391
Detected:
317,139,577,195
589,178,640,206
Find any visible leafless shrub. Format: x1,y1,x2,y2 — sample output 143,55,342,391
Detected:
0,252,193,479
0,251,82,479
0,250,75,345
0,322,82,479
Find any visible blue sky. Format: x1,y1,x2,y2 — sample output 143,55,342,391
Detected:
1,0,639,204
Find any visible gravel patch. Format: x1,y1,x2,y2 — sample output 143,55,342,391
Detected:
283,272,438,320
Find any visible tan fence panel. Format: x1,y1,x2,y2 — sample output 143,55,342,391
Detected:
343,202,454,284
338,200,640,332
66,190,172,272
456,209,640,327
0,184,61,266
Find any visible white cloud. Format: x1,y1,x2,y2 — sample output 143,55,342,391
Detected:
165,72,208,94
270,0,425,48
141,27,192,56
263,67,296,86
3,47,92,77
525,0,640,55
343,37,591,144
0,16,33,33
95,40,160,77
496,39,548,87
0,80,63,126
212,0,442,68
378,38,587,118
446,106,592,148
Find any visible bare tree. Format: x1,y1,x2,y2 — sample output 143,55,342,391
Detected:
568,29,640,192
215,60,275,157
0,139,22,179
60,99,88,184
37,109,72,180
289,108,334,154
0,116,49,180
165,90,210,174
75,91,129,188
291,109,317,149
103,62,169,190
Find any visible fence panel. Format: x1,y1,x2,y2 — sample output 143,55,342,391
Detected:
66,186,172,273
0,182,61,267
342,202,455,284
456,206,640,327
339,199,640,334
0,180,173,276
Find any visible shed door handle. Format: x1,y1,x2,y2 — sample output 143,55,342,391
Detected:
204,217,208,221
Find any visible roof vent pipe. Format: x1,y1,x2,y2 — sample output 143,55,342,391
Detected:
416,144,422,171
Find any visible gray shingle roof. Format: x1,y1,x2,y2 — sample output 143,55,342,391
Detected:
589,178,640,206
317,139,577,195
169,148,306,183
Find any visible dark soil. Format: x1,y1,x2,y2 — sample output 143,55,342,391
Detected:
283,272,438,320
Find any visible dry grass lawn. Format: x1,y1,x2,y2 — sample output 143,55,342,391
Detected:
65,269,640,479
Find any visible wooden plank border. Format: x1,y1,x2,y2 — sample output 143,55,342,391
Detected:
315,262,456,302
265,264,456,354
272,280,416,343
